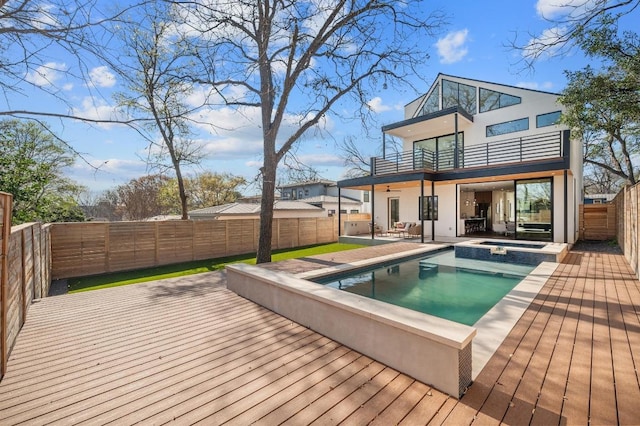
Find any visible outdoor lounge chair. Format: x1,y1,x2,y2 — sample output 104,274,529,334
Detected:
405,224,422,238
369,222,384,236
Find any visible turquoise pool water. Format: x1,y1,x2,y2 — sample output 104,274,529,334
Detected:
315,250,535,326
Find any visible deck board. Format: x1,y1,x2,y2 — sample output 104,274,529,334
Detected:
0,242,638,425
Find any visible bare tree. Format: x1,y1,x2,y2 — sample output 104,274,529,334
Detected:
112,174,171,220
583,164,624,194
0,0,146,112
178,0,445,262
339,134,402,178
112,3,208,219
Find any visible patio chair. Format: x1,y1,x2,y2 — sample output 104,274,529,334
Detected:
369,222,384,236
405,224,422,239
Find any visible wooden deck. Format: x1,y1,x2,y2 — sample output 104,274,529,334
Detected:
0,243,638,425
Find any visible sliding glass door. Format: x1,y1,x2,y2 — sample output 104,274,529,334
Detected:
515,178,552,241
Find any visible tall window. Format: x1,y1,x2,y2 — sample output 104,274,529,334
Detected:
414,133,463,170
419,82,440,115
419,196,438,220
442,79,477,114
516,178,552,241
479,88,521,112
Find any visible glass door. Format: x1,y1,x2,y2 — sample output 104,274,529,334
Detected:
515,178,552,241
389,198,400,229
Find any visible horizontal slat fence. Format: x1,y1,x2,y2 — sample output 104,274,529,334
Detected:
579,204,616,240
51,217,338,279
0,192,51,380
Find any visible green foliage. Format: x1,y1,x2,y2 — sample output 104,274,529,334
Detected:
159,172,247,212
560,17,640,185
0,119,85,224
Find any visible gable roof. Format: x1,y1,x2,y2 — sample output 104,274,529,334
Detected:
406,72,561,109
189,200,323,217
302,195,361,205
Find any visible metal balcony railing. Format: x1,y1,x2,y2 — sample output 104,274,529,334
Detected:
372,131,563,176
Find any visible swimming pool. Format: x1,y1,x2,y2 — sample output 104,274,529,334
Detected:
314,250,535,326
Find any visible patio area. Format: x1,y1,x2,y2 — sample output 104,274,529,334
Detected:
0,242,638,424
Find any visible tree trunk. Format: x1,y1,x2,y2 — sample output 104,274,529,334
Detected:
256,155,277,263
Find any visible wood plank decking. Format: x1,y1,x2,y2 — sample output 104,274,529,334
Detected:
0,243,638,424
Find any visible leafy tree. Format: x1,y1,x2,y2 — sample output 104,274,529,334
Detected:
560,20,640,185
0,119,85,223
180,0,445,262
159,172,246,211
512,0,639,68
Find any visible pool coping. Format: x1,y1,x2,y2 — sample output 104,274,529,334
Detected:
297,243,558,378
226,242,557,396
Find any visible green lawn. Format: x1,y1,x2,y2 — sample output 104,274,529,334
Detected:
67,242,366,293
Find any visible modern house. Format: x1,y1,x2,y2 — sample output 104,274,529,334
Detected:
337,74,583,243
278,180,369,215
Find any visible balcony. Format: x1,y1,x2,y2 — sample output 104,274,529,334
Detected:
372,131,563,176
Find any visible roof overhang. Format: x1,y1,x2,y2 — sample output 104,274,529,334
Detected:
382,106,474,139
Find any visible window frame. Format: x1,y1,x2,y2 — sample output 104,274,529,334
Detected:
418,195,438,221
486,117,529,137
536,111,561,128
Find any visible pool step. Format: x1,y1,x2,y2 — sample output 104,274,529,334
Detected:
418,261,438,279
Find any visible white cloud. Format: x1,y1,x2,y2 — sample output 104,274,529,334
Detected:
523,26,568,60
535,0,594,19
68,158,150,191
516,81,554,91
436,29,469,64
295,153,343,168
367,97,392,113
89,66,116,88
25,62,67,87
72,97,124,128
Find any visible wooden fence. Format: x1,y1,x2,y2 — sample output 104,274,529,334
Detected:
0,193,51,379
615,184,640,280
51,217,338,279
579,204,617,240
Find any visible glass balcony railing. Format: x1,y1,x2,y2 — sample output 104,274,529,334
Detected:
372,131,563,176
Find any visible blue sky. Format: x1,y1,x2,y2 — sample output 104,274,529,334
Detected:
5,0,629,196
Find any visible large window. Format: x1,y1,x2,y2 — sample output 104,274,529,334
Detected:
479,88,521,112
419,196,438,220
414,132,463,170
516,178,552,241
420,82,440,115
486,117,529,137
442,79,477,114
536,111,561,128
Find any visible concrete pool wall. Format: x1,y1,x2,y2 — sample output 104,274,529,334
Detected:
226,263,476,398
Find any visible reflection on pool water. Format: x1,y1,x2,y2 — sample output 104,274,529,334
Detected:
314,250,535,326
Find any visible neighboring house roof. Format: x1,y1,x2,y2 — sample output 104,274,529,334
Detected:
189,200,323,217
302,195,361,205
277,179,336,189
144,215,182,221
585,193,616,201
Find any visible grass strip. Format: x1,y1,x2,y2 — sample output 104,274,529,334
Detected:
68,242,366,293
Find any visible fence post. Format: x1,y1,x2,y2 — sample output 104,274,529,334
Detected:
1,193,13,379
